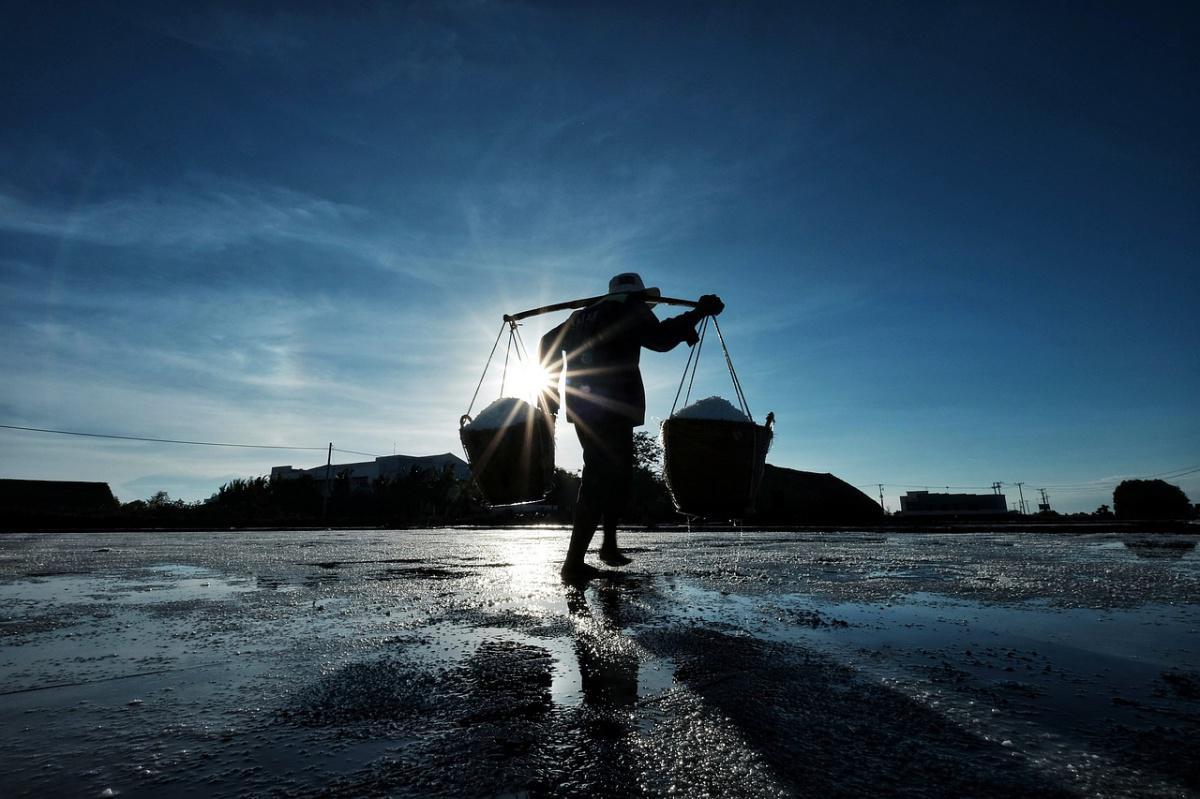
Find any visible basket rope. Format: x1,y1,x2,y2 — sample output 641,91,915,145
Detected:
466,318,534,419
511,322,533,364
499,324,514,397
671,316,707,415
465,320,509,419
686,318,709,408
670,321,700,414
670,314,753,422
712,316,752,421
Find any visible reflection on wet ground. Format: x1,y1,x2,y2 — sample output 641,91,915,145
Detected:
1123,538,1198,559
0,529,1197,797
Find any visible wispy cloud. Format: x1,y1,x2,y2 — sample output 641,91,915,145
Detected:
0,179,362,251
0,177,472,288
144,6,308,60
141,2,507,87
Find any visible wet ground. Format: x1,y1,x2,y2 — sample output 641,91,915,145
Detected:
1,529,1197,798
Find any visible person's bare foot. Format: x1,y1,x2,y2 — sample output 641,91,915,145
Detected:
598,547,633,567
560,561,603,583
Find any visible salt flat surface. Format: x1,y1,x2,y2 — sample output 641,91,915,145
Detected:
1,529,1197,798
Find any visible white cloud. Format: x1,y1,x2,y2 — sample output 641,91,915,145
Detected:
0,177,472,288
0,179,361,250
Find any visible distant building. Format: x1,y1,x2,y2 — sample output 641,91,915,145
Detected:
0,479,118,515
898,490,1009,517
271,453,471,492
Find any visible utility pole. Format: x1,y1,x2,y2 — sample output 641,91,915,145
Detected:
992,481,1003,495
1015,482,1027,515
1038,488,1051,513
322,442,333,522
878,484,886,514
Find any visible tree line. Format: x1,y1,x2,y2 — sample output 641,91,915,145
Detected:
89,432,674,528
4,436,1194,528
118,469,1198,527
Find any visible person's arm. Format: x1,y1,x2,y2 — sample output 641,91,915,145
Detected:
538,318,570,417
639,294,724,352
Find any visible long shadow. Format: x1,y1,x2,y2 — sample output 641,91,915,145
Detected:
916,631,1200,793
285,577,656,797
636,622,1083,798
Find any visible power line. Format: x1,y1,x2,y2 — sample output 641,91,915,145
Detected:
861,464,1200,494
0,424,327,452
1037,467,1200,490
859,483,997,490
1148,465,1200,480
333,447,385,459
1036,482,1108,489
3,423,390,461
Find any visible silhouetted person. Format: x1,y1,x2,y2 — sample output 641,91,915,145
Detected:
540,273,723,579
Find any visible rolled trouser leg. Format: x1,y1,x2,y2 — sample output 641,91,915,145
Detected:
601,515,617,551
574,419,636,564
594,424,632,552
603,426,634,549
565,498,600,566
569,423,610,566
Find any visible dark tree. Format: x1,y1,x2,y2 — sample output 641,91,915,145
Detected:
550,467,581,522
633,431,663,475
1113,479,1191,520
147,490,182,509
206,475,323,523
627,431,675,524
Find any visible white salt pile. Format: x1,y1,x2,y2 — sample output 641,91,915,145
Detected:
673,396,749,422
467,397,538,430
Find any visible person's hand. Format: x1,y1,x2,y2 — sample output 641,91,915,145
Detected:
697,294,725,317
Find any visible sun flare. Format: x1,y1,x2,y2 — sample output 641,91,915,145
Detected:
508,360,553,404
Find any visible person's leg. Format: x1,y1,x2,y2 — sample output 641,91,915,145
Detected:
598,425,634,566
562,422,612,577
563,500,601,577
600,514,618,552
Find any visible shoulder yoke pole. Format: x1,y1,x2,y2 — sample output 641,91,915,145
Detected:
504,295,699,322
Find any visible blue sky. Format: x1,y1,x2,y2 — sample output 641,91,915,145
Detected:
2,1,1197,512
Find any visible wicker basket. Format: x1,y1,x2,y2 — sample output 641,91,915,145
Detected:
661,416,772,517
459,402,555,506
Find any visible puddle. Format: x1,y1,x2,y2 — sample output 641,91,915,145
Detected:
0,566,257,607
669,582,1199,667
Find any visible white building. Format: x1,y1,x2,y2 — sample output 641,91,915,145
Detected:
271,453,471,492
898,490,1009,517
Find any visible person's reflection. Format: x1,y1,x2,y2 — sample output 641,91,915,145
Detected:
565,581,639,712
